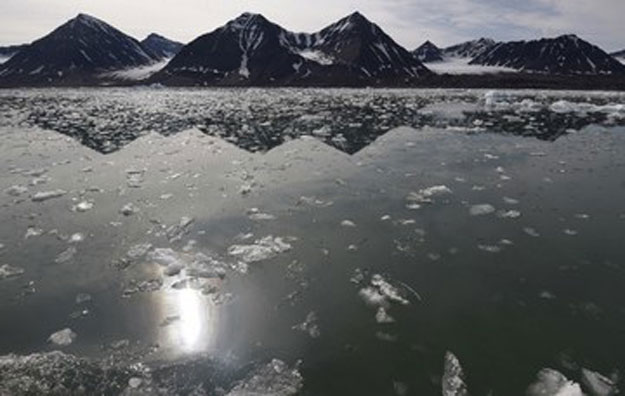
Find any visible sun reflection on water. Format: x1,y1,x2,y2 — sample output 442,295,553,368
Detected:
159,287,218,355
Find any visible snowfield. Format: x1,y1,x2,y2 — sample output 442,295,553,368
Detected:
99,58,170,81
425,57,517,75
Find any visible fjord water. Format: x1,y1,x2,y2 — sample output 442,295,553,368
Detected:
0,88,624,395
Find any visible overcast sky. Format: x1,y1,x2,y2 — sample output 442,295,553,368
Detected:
0,0,623,51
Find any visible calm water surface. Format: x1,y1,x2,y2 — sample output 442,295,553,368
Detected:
0,88,624,395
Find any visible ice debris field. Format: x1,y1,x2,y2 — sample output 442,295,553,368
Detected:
0,88,624,395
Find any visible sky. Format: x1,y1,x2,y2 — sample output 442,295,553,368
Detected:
0,0,623,51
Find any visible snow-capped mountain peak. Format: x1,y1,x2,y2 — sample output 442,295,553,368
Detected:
413,41,443,62
0,13,159,85
297,11,429,78
141,33,183,59
470,34,625,75
442,37,497,58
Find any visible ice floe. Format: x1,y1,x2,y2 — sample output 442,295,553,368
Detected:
228,236,292,263
442,351,469,396
72,201,94,212
292,311,321,338
0,264,24,280
527,368,583,396
469,204,496,216
48,328,77,347
406,185,453,208
226,359,303,396
31,190,67,202
580,368,618,396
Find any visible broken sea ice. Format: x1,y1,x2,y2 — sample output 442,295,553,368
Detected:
228,236,292,263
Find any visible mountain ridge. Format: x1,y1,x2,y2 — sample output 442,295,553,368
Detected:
470,34,625,75
0,12,624,88
153,11,430,86
0,13,160,85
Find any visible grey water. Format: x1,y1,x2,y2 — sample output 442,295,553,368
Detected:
0,88,624,395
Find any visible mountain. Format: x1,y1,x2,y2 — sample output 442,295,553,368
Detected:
470,34,625,75
154,11,429,86
141,33,183,59
0,44,28,64
155,13,320,86
0,13,160,86
443,38,496,58
413,41,443,62
285,11,429,81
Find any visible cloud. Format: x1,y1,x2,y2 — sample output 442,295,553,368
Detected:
0,0,622,51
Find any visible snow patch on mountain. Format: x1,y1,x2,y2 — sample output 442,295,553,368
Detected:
100,59,170,81
297,50,334,65
425,57,516,75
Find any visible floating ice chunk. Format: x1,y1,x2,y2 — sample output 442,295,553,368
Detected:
24,168,48,177
31,190,67,202
128,377,143,389
127,243,152,259
469,204,495,216
442,351,469,396
72,201,93,212
406,185,452,205
298,196,333,207
150,248,186,277
381,215,391,221
375,332,397,342
182,239,197,252
563,229,578,236
359,274,410,312
580,368,618,396
394,381,409,396
166,216,195,242
5,185,28,196
25,227,43,239
69,233,85,243
226,359,303,396
228,236,292,263
359,286,389,308
126,173,144,188
550,100,578,114
527,368,583,396
55,247,76,264
160,315,180,327
478,244,502,253
164,262,184,276
375,307,395,323
75,293,92,304
341,220,356,227
503,197,520,205
122,278,163,297
524,227,541,237
239,184,253,195
371,274,409,305
292,311,321,338
0,264,24,280
120,203,139,216
498,210,521,219
48,328,77,347
248,211,276,221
